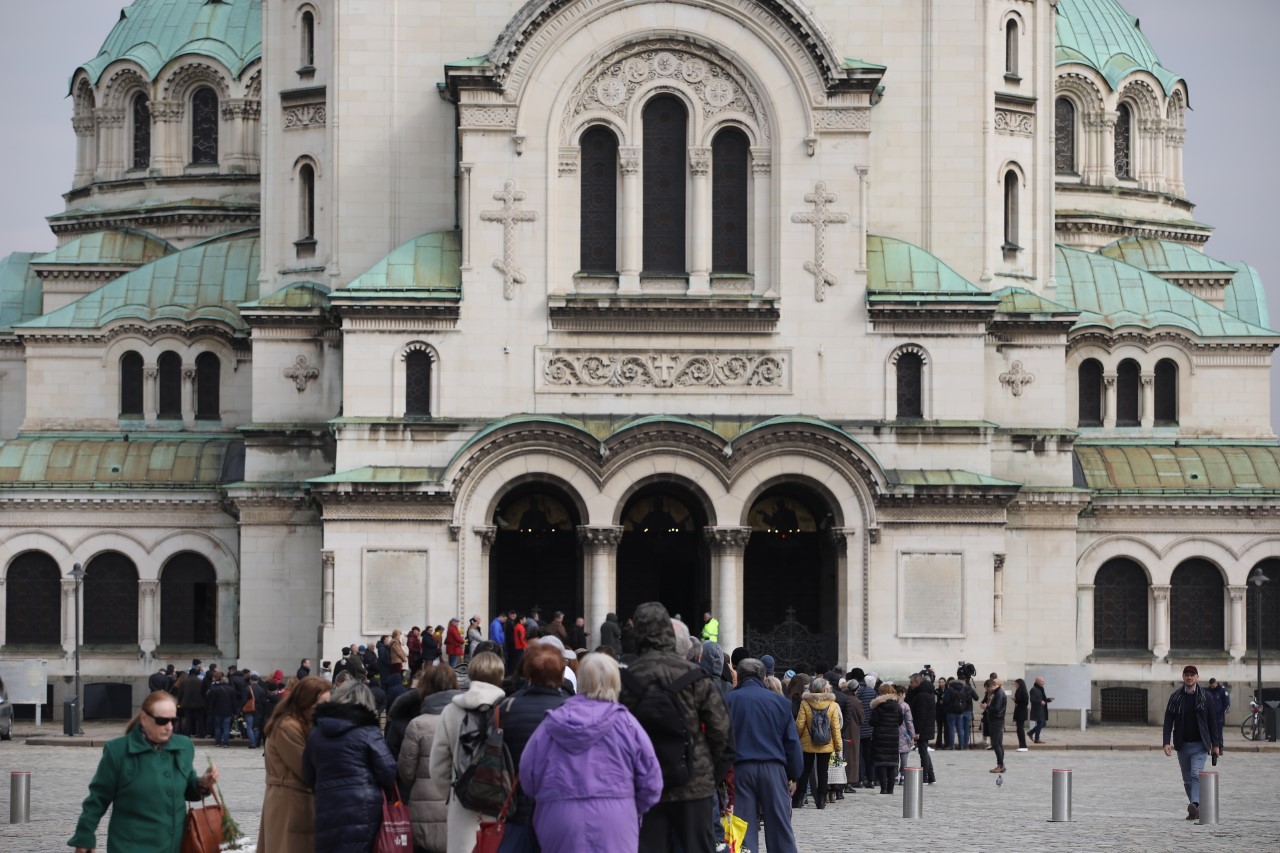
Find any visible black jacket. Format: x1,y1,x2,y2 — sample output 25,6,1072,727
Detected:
499,684,569,826
206,681,236,717
600,613,622,655
384,688,421,760
986,686,1008,722
868,694,904,766
303,701,399,853
946,679,980,714
178,674,205,712
833,687,860,744
906,681,936,735
1163,686,1221,750
1013,683,1029,723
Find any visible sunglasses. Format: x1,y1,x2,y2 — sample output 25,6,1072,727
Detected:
148,713,177,726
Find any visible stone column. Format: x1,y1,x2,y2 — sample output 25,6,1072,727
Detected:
557,147,580,291
1168,129,1186,197
1140,373,1155,429
688,147,712,294
0,577,6,647
473,526,497,623
1152,584,1171,660
855,165,869,272
144,365,159,426
578,526,623,643
181,365,197,428
321,551,336,629
94,108,124,182
751,149,772,294
618,146,642,293
72,115,96,187
150,100,183,176
833,527,860,661
62,578,79,653
1229,585,1247,659
1101,111,1118,186
1103,373,1117,429
705,527,751,651
993,554,1006,632
217,580,238,661
459,163,473,270
1077,584,1095,660
139,579,159,654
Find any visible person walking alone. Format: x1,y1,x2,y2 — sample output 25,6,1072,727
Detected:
1162,665,1222,821
1029,676,1053,743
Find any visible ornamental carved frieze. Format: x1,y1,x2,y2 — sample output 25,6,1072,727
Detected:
994,109,1033,137
459,105,518,128
811,108,870,131
284,104,326,129
539,349,788,392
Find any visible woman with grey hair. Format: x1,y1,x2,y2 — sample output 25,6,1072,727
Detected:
794,676,843,809
520,654,664,851
302,680,400,853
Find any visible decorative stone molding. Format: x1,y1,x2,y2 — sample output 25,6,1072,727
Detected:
750,148,772,176
999,360,1035,396
557,147,580,175
159,62,231,101
480,180,538,299
577,526,624,549
811,108,870,131
284,104,326,129
791,182,849,302
283,355,320,391
689,147,712,177
703,526,752,551
619,146,641,176
222,99,261,120
539,349,789,392
459,105,518,128
94,108,125,128
994,108,1033,137
474,525,498,548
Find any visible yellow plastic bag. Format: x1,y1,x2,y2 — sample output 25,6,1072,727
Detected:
721,813,747,853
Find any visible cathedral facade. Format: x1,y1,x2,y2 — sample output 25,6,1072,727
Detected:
1,0,1276,725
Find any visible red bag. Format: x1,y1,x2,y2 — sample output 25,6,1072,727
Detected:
473,775,517,853
375,793,412,853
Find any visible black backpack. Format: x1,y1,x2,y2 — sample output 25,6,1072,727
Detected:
621,667,705,789
452,701,516,816
946,685,968,714
808,703,832,746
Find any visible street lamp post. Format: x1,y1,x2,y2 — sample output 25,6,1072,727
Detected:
1250,566,1270,740
69,562,84,736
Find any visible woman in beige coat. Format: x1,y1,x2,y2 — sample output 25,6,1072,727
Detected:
256,676,331,853
397,665,463,852
390,629,409,676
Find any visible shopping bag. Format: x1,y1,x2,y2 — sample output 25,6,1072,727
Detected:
827,758,847,787
721,813,747,853
375,793,412,853
180,789,224,853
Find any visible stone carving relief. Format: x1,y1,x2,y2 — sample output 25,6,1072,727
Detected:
791,182,849,302
283,355,320,391
284,104,326,129
995,109,1034,137
480,180,538,299
811,109,871,131
541,350,788,391
999,361,1035,396
459,106,518,128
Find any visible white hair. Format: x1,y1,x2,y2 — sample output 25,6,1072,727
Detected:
671,618,694,658
578,653,621,702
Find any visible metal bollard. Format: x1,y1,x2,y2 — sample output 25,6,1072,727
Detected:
1050,769,1072,822
902,766,923,818
10,772,31,824
1198,772,1219,825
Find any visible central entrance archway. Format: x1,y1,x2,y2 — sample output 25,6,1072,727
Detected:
616,486,710,625
489,484,582,621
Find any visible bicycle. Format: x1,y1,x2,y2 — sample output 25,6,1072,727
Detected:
1241,698,1265,742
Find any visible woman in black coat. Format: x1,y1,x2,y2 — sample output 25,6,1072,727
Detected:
868,685,904,794
1013,678,1030,750
303,681,400,853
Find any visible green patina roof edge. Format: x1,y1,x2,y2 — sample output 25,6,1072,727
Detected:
1097,237,1236,275
991,286,1079,316
0,435,243,487
1075,443,1280,494
1054,0,1184,97
0,251,43,332
30,228,175,267
866,235,988,295
239,280,330,310
885,469,1022,489
337,230,462,295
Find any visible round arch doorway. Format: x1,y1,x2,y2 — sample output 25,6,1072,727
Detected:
616,485,710,625
489,484,583,622
743,486,839,670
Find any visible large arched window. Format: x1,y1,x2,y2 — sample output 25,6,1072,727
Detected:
1154,359,1178,425
1005,19,1019,77
579,126,618,273
120,351,144,416
84,553,138,645
642,96,687,274
1094,558,1148,651
405,349,432,417
1055,98,1076,175
160,553,217,646
131,92,151,170
1247,560,1280,651
1170,559,1224,650
191,87,219,166
1114,103,1132,180
1002,169,1020,249
301,10,316,69
298,162,316,241
1116,358,1141,426
157,351,182,418
896,351,923,419
1078,359,1103,426
195,352,220,420
4,552,62,645
711,127,749,273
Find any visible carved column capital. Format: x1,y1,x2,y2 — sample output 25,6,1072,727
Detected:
619,146,642,176
577,525,624,549
474,525,498,548
1228,585,1248,603
1103,373,1117,387
994,553,1006,572
139,579,160,595
703,526,752,552
1141,373,1154,386
144,365,159,380
688,147,712,176
1152,584,1171,602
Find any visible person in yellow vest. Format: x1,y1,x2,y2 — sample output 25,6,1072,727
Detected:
701,612,719,644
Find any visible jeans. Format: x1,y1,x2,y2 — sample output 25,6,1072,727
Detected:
960,710,974,749
1029,720,1045,742
449,654,460,667
917,738,935,782
246,717,259,748
1177,741,1209,805
213,715,231,746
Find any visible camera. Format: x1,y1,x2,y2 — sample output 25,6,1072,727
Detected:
957,661,977,680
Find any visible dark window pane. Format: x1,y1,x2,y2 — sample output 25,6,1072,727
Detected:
1116,359,1140,426
642,96,686,274
1055,99,1075,175
1094,558,1148,650
405,350,432,417
299,164,316,240
160,553,216,646
1170,559,1223,650
1154,359,1178,425
1247,560,1280,651
132,93,150,169
191,87,219,165
158,351,182,417
896,351,923,419
1005,21,1018,75
1078,359,1103,426
712,128,748,273
1003,171,1019,248
120,351,144,416
1114,103,1132,179
5,552,61,644
196,352,220,420
302,11,315,67
84,553,138,645
579,126,618,273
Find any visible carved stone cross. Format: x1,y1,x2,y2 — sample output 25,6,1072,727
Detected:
480,180,538,299
999,360,1035,397
791,181,849,301
283,354,320,392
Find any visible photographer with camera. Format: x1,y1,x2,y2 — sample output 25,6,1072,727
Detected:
944,663,980,750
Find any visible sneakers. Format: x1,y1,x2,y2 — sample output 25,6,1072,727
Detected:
1016,747,1029,752
1186,803,1199,821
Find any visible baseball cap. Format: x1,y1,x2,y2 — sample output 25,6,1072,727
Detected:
536,635,577,660
1183,665,1198,676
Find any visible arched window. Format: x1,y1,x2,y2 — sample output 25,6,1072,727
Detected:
301,10,316,68
4,552,62,645
1094,558,1148,650
1170,559,1224,650
1247,560,1280,651
1055,99,1076,175
712,128,749,274
120,351,144,416
195,352,220,420
1114,103,1132,179
1154,359,1178,425
579,126,618,273
191,87,219,166
160,553,216,646
1005,19,1019,77
84,553,138,645
1078,359,1103,426
158,351,182,418
896,351,923,419
642,96,687,274
405,349,432,417
1116,358,1140,426
1002,170,1020,249
299,163,316,241
131,92,151,170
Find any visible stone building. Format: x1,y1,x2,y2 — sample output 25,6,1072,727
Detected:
0,0,1276,725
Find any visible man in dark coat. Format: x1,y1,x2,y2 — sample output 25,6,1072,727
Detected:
600,612,623,655
1162,665,1221,821
178,668,206,738
831,678,861,794
620,602,734,853
850,668,876,788
906,672,937,784
984,678,1008,773
946,677,980,749
1029,676,1053,743
297,659,312,679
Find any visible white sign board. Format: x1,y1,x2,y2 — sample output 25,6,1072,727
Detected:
362,549,429,635
897,551,964,637
1025,663,1093,710
0,659,48,705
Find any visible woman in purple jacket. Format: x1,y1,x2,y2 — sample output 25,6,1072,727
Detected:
520,652,662,853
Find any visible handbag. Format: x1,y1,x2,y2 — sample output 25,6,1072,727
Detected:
180,788,224,853
375,793,412,853
827,758,847,787
473,774,517,853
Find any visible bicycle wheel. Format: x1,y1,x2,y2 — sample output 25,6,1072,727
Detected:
1241,714,1262,742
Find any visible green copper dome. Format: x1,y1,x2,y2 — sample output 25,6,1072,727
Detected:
1055,0,1182,95
75,0,261,87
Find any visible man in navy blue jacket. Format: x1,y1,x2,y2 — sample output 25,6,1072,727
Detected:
724,658,803,853
1162,664,1222,821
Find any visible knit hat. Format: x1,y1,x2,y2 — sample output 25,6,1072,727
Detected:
761,654,775,676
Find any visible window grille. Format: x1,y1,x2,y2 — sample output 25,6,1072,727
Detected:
1114,103,1132,179
405,350,432,417
1170,559,1224,650
191,87,219,165
132,93,150,169
711,128,749,274
84,553,138,645
642,96,687,274
579,126,618,273
896,352,923,418
4,552,61,645
1100,687,1148,724
1094,558,1148,650
1055,99,1076,174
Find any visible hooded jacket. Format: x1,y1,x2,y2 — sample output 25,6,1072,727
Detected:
599,613,622,655
796,691,843,755
398,689,464,853
699,641,729,696
302,701,399,853
868,694,904,766
619,601,734,802
906,681,937,735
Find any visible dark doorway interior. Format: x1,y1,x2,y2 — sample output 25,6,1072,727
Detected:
489,485,582,621
616,486,709,624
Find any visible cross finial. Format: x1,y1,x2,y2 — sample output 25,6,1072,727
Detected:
791,182,849,301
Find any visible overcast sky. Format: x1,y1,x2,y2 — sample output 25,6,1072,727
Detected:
1,0,1278,425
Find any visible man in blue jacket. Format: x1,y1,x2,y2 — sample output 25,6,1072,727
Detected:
1162,664,1222,821
724,658,803,853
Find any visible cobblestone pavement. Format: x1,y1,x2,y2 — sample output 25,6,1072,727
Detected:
2,731,1278,852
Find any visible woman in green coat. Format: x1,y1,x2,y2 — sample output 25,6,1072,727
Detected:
70,690,220,853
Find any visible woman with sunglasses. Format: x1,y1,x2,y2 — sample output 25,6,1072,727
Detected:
69,690,220,852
